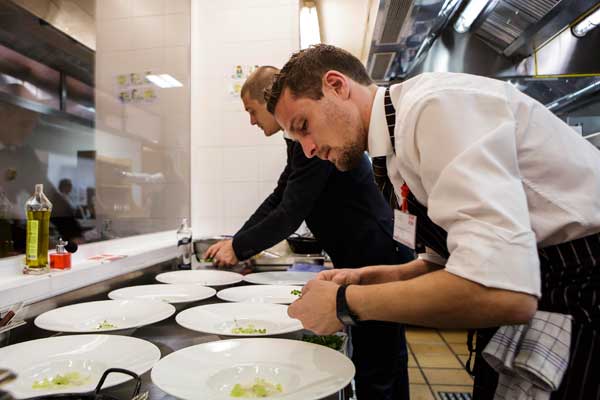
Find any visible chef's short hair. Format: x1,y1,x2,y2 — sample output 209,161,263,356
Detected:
241,66,279,104
266,44,372,114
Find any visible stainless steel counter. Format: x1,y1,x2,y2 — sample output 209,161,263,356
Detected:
1,260,350,400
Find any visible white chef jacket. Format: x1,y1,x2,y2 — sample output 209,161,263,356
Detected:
368,72,600,297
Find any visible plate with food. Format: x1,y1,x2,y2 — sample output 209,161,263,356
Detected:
217,285,302,304
34,299,175,333
151,338,355,400
108,284,216,304
175,303,303,336
243,271,316,286
156,270,243,286
0,334,160,398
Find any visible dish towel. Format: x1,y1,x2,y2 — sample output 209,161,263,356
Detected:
482,311,572,400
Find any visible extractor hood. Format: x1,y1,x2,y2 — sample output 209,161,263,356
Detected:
367,0,465,82
366,0,600,82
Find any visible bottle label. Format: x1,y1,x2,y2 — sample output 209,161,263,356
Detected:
177,237,191,246
26,220,39,261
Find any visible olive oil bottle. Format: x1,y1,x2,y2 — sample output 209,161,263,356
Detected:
23,184,52,274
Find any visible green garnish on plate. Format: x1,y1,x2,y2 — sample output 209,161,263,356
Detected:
96,320,117,330
230,378,283,397
32,372,90,389
290,289,301,297
231,323,267,335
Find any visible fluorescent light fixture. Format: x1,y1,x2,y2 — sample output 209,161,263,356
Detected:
572,7,600,38
146,74,183,89
159,74,183,88
300,1,321,50
454,0,490,33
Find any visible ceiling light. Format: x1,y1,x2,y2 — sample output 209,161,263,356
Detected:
300,1,321,49
453,0,490,33
146,74,183,89
572,7,600,38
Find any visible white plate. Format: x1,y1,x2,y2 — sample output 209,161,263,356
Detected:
34,300,175,333
108,284,216,304
0,334,160,399
217,285,301,304
151,338,355,400
156,270,243,286
243,271,317,286
176,303,303,336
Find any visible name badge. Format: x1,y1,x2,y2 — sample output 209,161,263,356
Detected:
393,210,417,249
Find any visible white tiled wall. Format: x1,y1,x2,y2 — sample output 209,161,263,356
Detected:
191,0,300,237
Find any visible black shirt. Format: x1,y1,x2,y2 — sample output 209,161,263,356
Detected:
232,138,413,267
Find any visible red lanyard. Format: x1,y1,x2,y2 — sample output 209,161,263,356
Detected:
401,183,409,213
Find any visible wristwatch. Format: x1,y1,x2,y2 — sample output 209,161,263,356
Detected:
336,284,360,326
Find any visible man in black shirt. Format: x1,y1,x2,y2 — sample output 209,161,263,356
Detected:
205,66,413,400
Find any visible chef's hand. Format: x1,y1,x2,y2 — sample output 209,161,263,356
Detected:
203,240,227,259
212,240,239,268
317,268,362,285
288,280,343,335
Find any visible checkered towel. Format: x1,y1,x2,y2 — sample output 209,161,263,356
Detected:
482,311,572,400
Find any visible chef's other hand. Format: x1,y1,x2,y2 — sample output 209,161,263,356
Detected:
288,280,343,335
203,240,228,259
213,240,239,268
317,268,362,285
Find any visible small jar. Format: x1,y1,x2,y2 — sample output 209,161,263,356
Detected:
50,239,71,270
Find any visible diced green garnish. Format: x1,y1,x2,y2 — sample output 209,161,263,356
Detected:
229,378,283,397
96,320,117,330
231,324,267,335
32,372,89,389
290,289,301,297
230,384,245,397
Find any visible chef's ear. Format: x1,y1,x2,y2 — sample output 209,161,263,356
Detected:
322,70,350,99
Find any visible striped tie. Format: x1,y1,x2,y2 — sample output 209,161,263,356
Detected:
372,156,399,210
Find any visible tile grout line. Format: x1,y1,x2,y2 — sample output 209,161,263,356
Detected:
407,332,442,400
437,329,474,379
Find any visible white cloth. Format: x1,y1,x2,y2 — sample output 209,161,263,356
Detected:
482,311,572,400
368,72,600,296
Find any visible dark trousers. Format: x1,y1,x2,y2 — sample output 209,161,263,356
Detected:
334,242,413,400
350,321,409,400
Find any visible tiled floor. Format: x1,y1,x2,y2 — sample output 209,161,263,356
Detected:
406,326,474,400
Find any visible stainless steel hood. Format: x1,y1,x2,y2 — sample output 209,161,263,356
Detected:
367,0,464,82
471,0,566,56
366,0,600,81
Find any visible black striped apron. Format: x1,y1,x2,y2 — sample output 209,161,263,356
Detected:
372,87,600,400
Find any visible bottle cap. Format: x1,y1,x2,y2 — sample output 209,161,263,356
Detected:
56,238,67,254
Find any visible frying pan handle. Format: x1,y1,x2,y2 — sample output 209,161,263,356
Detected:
94,368,141,398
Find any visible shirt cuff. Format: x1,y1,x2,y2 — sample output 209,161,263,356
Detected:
445,229,541,297
418,249,447,266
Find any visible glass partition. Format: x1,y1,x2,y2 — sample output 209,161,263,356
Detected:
0,0,190,259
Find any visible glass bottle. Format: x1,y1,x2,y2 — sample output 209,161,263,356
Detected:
176,218,192,270
24,184,52,274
